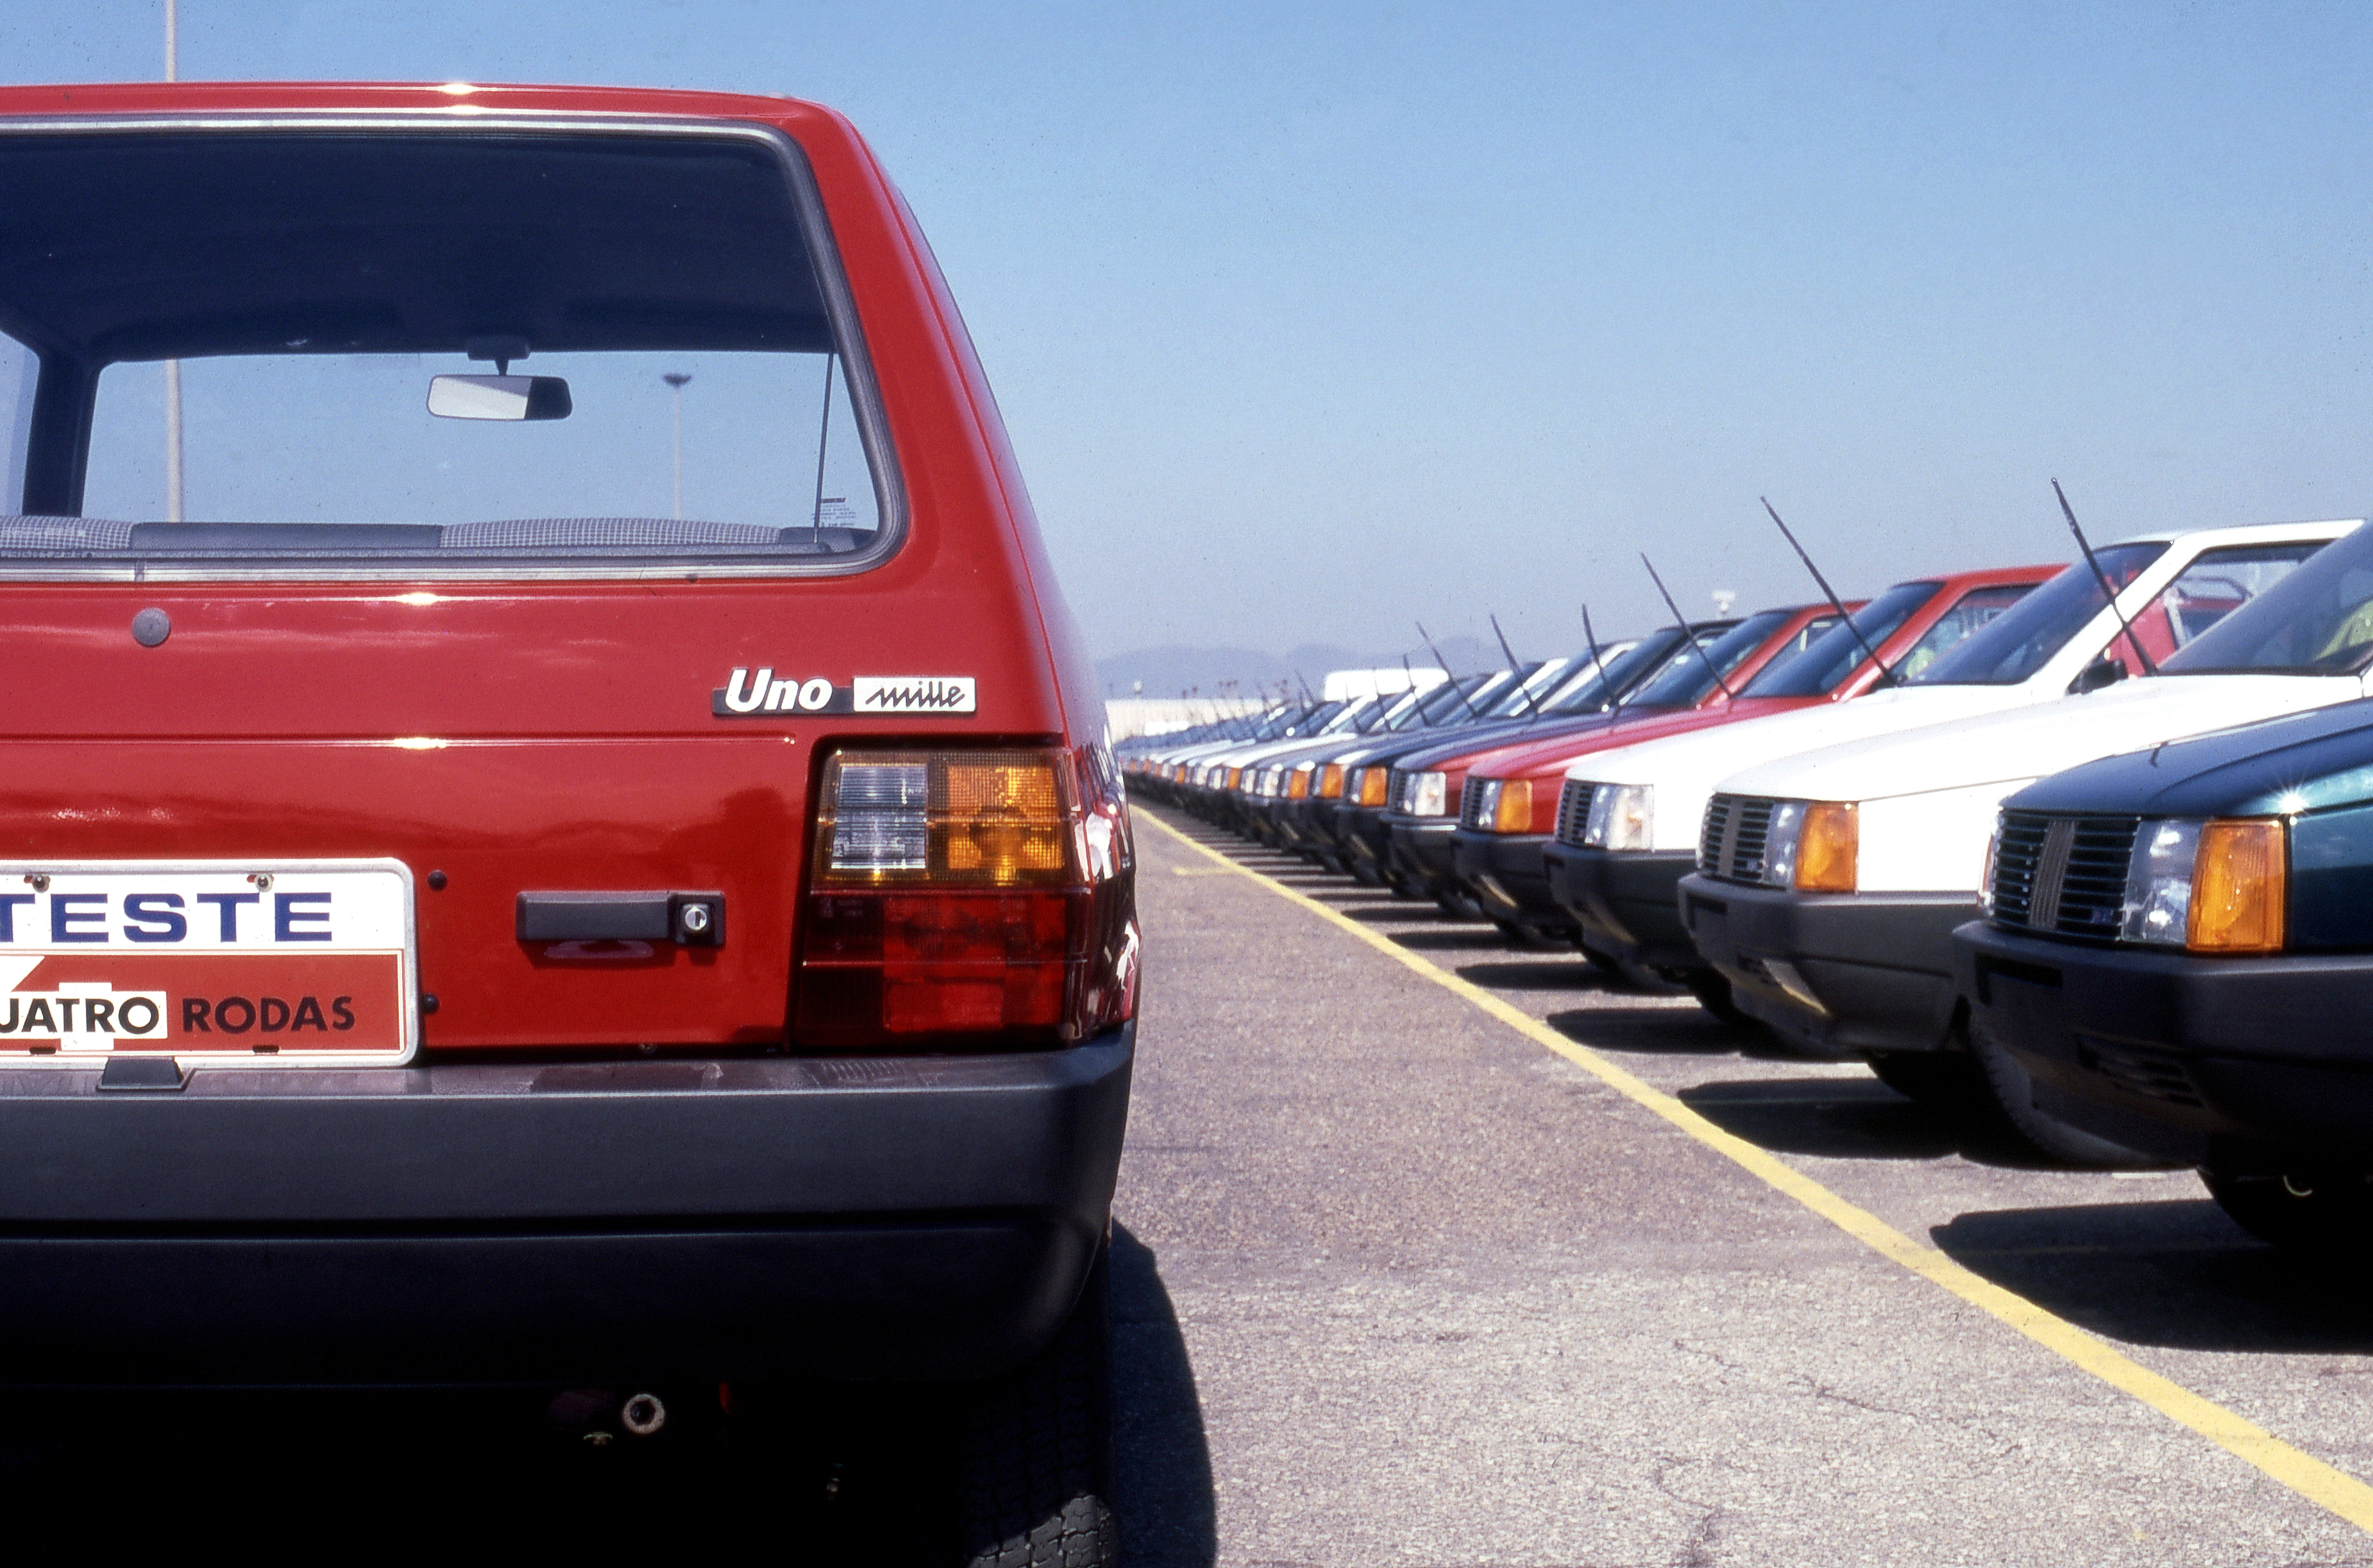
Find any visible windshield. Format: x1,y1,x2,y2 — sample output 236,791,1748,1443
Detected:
1628,610,1794,708
1390,673,1496,730
1910,545,2168,686
0,128,893,576
2162,523,2373,674
1741,582,1941,697
1540,631,1687,716
1485,658,1569,718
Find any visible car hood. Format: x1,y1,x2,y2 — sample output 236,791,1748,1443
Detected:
2010,692,2373,818
1719,674,2365,804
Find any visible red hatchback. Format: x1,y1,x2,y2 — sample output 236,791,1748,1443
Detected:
0,81,1134,1560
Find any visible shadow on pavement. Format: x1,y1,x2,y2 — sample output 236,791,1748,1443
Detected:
1676,1076,2059,1167
1110,1224,1219,1568
1933,1200,2373,1354
1547,1007,1805,1061
1453,959,1615,991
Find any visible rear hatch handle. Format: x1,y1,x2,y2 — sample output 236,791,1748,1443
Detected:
516,891,725,947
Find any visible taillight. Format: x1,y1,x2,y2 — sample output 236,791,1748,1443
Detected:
794,746,1138,1049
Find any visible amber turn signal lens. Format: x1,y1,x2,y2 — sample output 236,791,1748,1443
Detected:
2188,818,2284,952
1356,768,1389,807
1491,778,1532,834
1319,764,1344,799
1793,802,1857,893
1287,767,1310,800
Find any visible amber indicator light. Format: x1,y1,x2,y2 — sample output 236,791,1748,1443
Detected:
1491,779,1533,834
1793,802,1858,893
2189,818,2285,953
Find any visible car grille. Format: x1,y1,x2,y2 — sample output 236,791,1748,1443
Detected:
2076,1034,2202,1107
1555,779,1592,846
1386,768,1410,813
1990,811,2140,938
1460,781,1492,830
1698,794,1776,884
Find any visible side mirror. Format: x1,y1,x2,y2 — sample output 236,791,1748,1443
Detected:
427,375,571,421
2069,655,2127,695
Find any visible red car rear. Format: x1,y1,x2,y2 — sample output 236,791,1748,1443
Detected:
0,81,1135,1564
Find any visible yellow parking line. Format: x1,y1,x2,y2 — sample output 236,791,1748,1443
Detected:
1142,810,2373,1533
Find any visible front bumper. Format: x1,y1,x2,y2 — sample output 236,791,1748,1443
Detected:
1677,875,1975,1057
1385,814,1461,891
1339,804,1393,870
1544,845,1697,968
1955,924,2373,1168
1449,829,1568,931
0,1023,1135,1386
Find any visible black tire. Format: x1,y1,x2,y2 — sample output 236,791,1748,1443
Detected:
2202,1166,2373,1257
954,1246,1119,1568
1437,888,1487,921
1576,942,1626,978
1681,968,1750,1026
1965,1015,2151,1167
1865,1050,1986,1108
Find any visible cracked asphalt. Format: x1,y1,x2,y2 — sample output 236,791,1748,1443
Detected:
1114,803,2373,1567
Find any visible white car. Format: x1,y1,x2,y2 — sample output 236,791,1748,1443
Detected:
1678,518,2373,1157
1553,519,2359,1027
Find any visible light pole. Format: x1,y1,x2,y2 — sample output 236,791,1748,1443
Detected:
663,373,692,519
163,0,183,521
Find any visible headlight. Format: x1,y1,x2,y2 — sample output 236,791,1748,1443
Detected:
1584,784,1654,851
1319,764,1345,799
2121,817,2284,952
1412,771,1448,817
1759,800,1855,890
1492,778,1533,834
2120,820,2199,943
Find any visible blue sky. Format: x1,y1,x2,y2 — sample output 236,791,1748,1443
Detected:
6,2,2372,663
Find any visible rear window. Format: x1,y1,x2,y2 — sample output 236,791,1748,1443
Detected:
0,124,899,577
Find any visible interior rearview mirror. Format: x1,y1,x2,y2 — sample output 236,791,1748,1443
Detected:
427,374,571,421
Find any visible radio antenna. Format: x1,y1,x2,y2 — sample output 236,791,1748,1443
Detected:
1641,554,1735,700
1763,497,1896,687
1489,614,1541,717
1416,623,1481,720
1583,603,1631,726
1402,655,1432,726
2054,480,2155,677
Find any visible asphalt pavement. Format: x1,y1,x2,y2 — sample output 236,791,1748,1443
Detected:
1115,802,2373,1567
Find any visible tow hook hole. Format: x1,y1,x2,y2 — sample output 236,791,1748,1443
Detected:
621,1392,667,1437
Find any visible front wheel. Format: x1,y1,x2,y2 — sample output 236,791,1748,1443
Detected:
1966,1016,2152,1167
2202,1167,2373,1257
1681,969,1751,1026
1866,1050,1984,1109
954,1246,1119,1568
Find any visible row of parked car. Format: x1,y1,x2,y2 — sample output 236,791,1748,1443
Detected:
1123,512,2373,1254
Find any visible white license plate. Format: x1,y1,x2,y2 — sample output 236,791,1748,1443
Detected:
0,860,416,1065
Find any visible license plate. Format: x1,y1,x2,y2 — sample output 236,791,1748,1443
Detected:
0,861,416,1065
